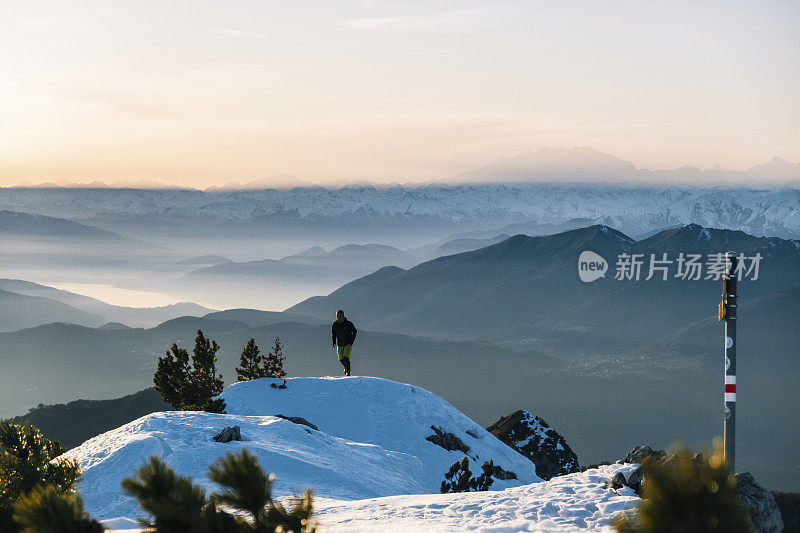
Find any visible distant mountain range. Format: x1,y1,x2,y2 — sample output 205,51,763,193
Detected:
158,244,422,310
450,147,800,184
184,244,420,283
0,279,214,331
2,182,798,244
289,224,800,349
409,234,511,260
0,210,127,240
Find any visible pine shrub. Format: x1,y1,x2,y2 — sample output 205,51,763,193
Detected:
613,442,750,533
123,449,315,532
12,486,103,533
440,457,495,493
0,420,81,533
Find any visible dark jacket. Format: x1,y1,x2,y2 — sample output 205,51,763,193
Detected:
332,319,357,346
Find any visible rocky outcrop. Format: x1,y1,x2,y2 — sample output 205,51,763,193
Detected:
486,410,580,480
624,467,644,493
736,473,783,533
275,414,318,431
213,426,241,443
772,492,800,533
605,471,628,491
426,426,469,454
624,445,665,464
617,445,667,494
616,446,785,533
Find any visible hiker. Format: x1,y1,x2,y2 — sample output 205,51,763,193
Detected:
331,309,357,376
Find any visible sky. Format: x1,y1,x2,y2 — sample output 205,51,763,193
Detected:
0,0,798,188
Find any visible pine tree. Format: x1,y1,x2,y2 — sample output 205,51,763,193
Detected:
261,337,286,379
153,344,190,409
153,330,226,413
0,420,81,533
186,330,225,413
236,339,264,382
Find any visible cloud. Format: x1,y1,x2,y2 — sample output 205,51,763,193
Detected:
340,7,508,31
211,28,263,38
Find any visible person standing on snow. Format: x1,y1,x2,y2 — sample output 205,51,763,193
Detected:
331,309,357,376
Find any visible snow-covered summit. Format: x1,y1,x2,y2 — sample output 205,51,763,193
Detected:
65,377,541,522
220,376,539,489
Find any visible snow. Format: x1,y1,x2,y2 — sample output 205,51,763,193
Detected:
313,464,640,532
66,378,537,519
2,185,800,237
512,412,568,455
65,377,640,531
220,377,539,492
98,464,641,532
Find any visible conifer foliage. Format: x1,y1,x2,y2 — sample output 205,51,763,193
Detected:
613,442,749,533
0,420,82,533
262,337,287,379
236,338,263,382
235,337,287,382
154,330,226,413
440,457,495,493
122,449,315,532
12,486,103,533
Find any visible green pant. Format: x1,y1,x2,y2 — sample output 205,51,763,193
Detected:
336,344,352,361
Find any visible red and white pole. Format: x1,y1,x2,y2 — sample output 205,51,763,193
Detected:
721,252,737,470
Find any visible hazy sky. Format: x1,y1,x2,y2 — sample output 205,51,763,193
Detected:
1,0,798,188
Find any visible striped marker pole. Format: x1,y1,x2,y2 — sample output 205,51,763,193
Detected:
722,252,738,470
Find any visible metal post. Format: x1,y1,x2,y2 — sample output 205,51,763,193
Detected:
721,252,737,470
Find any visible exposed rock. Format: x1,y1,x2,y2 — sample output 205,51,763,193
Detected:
581,461,612,472
426,426,469,454
486,410,580,480
213,426,241,443
605,471,627,491
624,445,666,464
625,467,644,494
736,473,783,533
275,414,318,431
465,429,480,439
772,492,800,533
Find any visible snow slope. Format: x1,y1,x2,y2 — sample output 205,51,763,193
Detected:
315,463,640,532
100,464,640,532
220,377,540,491
66,377,540,522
